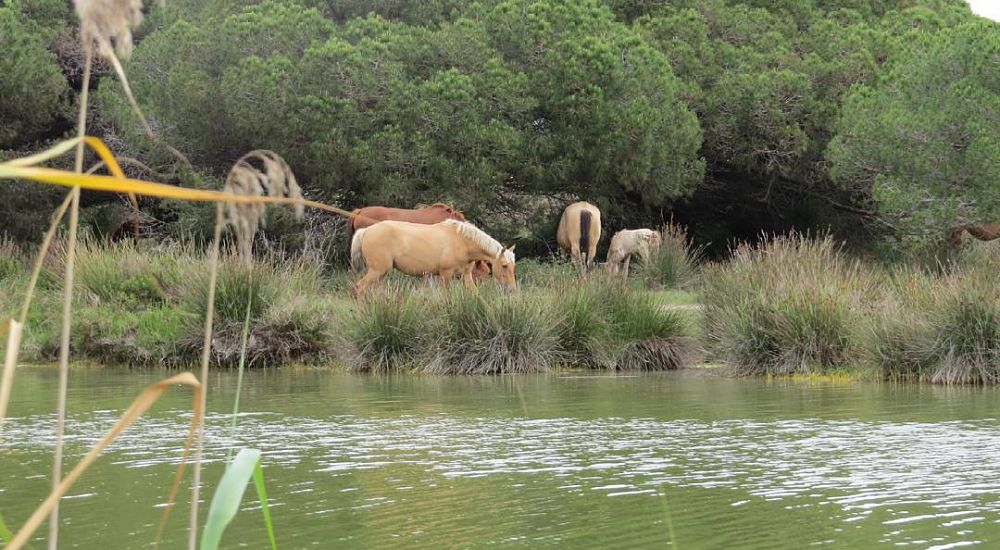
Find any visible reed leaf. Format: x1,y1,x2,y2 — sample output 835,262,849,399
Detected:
0,320,23,437
0,510,12,544
228,295,253,463
0,137,356,218
200,448,277,550
252,460,277,550
6,373,203,550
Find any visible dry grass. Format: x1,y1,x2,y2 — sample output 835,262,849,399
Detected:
702,234,877,376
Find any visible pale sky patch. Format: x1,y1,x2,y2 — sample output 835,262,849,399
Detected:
966,0,1000,21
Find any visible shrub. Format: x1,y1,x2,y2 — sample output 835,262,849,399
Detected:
426,287,561,374
641,223,702,289
928,263,1000,384
865,270,937,380
702,234,875,376
345,284,428,373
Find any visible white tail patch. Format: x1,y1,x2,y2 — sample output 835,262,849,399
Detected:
350,227,368,272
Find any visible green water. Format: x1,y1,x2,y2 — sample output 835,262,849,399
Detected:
3,367,1000,549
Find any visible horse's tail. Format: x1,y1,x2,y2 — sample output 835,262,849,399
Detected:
350,227,368,273
579,210,592,265
345,209,360,264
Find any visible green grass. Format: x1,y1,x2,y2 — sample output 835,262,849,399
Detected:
426,287,561,374
701,234,876,376
640,224,702,289
346,284,428,373
864,254,999,384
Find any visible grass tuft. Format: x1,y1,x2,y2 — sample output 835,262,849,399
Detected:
702,234,875,376
346,284,427,373
641,223,702,289
426,287,561,374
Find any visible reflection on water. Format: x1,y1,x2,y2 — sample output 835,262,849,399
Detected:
2,367,999,549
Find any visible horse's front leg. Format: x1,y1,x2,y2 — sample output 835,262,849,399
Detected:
623,255,631,278
438,269,456,288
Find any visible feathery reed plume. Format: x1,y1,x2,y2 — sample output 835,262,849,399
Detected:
73,0,143,60
223,150,304,261
190,150,301,548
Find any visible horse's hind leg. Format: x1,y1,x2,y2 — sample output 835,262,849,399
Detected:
353,269,385,296
570,243,583,273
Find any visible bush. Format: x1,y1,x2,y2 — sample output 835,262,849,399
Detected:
345,284,428,373
426,287,561,374
553,279,698,370
866,258,999,384
641,223,702,289
702,234,875,376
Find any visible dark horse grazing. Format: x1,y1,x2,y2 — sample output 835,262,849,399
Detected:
948,224,1000,248
348,203,490,279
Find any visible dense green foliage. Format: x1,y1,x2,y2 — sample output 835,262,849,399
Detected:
828,21,999,250
1,0,996,257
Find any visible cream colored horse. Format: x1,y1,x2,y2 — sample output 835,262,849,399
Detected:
556,201,602,272
351,219,516,294
607,228,661,277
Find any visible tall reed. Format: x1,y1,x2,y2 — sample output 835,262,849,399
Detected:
702,234,876,376
641,222,702,289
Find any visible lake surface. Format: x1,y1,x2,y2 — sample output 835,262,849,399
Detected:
2,366,1000,549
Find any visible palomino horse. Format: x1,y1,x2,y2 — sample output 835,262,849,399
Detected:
556,201,602,272
351,219,516,294
347,203,489,279
948,224,1000,248
607,228,661,277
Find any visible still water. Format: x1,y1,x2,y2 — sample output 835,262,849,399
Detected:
2,366,1000,549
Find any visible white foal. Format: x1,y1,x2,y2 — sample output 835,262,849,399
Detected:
606,228,661,277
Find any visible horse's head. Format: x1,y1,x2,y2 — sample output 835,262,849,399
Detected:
647,230,662,249
489,245,517,293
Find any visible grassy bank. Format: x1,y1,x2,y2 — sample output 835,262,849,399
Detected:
701,234,999,383
1,240,343,368
1,240,700,372
4,235,996,382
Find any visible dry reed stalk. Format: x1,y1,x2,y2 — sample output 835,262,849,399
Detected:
189,205,223,550
189,152,302,547
0,137,362,220
6,372,203,550
49,41,93,549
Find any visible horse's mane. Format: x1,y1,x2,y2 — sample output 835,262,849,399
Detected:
443,219,515,261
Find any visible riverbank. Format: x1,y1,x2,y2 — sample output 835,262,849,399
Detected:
2,236,996,382
0,240,703,372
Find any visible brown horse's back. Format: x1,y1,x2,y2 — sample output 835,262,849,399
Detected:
948,223,1000,247
351,203,465,230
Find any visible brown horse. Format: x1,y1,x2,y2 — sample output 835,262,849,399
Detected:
350,219,516,295
348,203,489,279
556,201,602,272
948,224,1000,248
